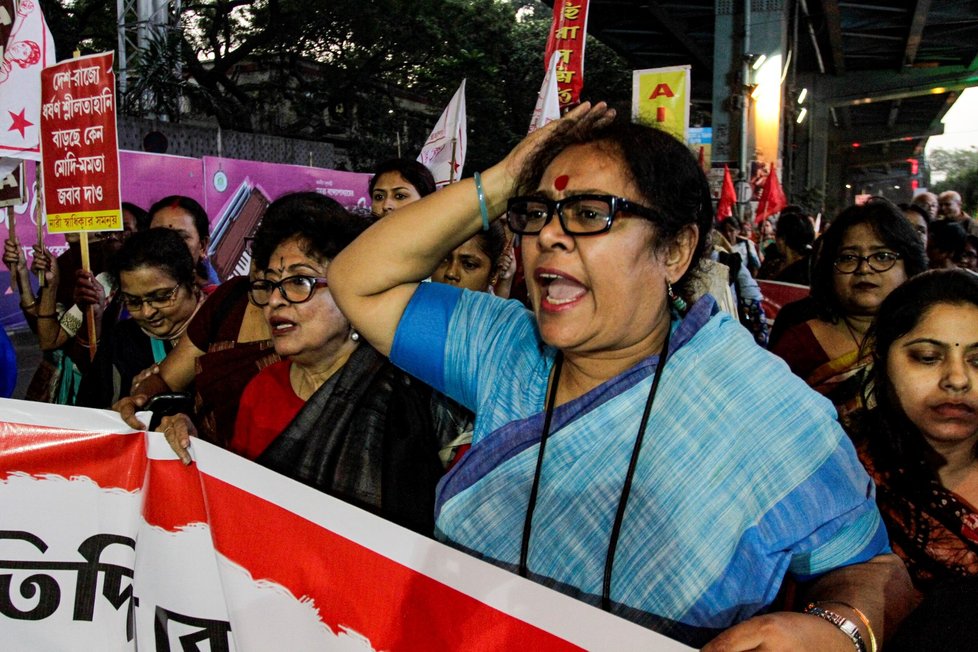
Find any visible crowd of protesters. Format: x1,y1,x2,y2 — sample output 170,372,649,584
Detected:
4,104,978,650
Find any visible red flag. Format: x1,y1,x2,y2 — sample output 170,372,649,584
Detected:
543,0,590,109
716,164,736,220
755,167,787,223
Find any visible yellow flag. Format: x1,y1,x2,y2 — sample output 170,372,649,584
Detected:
631,65,690,141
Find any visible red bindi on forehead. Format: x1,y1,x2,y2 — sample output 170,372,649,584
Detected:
554,175,569,191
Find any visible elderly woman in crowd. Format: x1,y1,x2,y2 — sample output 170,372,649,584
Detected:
161,192,446,534
852,269,978,594
328,103,913,649
120,167,440,444
771,199,927,427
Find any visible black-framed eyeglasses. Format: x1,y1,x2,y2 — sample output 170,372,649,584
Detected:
833,251,902,274
121,285,181,312
249,275,328,306
506,194,661,236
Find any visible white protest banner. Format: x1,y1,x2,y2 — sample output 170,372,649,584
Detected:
0,398,692,651
529,51,563,133
417,80,466,188
0,0,56,164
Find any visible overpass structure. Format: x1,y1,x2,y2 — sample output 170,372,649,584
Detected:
577,0,978,213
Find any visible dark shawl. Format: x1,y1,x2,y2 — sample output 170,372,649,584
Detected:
257,343,446,535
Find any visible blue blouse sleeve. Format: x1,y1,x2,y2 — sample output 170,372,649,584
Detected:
391,283,544,418
389,282,463,393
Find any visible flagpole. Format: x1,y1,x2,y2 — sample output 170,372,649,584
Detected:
5,206,20,297
448,136,457,185
71,49,98,360
34,175,44,289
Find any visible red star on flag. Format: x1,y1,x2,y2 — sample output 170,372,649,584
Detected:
8,109,34,138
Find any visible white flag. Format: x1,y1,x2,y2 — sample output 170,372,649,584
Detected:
528,52,562,133
0,0,56,166
418,79,466,188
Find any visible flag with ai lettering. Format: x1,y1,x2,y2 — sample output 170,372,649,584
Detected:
631,65,690,142
529,52,562,133
0,0,56,172
417,80,466,188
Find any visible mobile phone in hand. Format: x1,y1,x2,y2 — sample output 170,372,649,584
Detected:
145,392,194,431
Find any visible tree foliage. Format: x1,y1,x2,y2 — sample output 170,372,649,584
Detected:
930,147,978,214
39,0,633,171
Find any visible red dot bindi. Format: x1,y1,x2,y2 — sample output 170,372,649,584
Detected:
554,175,569,191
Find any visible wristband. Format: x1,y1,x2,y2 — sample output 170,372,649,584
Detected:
473,171,490,231
803,603,867,652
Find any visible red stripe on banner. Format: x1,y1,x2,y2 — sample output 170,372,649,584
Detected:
0,422,145,491
200,474,581,651
143,458,210,530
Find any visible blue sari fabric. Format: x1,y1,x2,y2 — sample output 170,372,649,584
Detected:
391,283,888,645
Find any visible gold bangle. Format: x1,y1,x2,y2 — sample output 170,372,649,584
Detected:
20,299,37,310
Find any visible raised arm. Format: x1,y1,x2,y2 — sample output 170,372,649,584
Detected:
328,102,615,355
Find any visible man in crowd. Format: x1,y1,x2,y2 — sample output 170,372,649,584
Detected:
938,190,978,236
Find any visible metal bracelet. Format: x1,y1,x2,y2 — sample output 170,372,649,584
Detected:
803,603,867,652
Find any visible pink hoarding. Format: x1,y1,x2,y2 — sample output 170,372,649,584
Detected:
1,154,370,328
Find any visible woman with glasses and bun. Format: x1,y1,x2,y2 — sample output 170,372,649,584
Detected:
78,228,204,407
159,192,447,535
771,198,927,428
329,104,914,649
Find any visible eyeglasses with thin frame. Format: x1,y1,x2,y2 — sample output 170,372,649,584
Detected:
249,275,328,306
506,194,662,236
121,285,181,312
833,251,902,274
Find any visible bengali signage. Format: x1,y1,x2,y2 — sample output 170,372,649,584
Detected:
0,398,691,651
544,0,590,109
39,52,121,234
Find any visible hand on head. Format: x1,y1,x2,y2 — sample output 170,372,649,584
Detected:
502,101,616,184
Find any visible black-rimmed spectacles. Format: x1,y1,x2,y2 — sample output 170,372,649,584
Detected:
506,194,661,236
249,275,328,306
833,251,902,274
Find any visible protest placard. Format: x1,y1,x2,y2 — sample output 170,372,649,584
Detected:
39,52,121,234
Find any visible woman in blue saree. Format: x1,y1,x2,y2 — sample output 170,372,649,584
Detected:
329,103,913,649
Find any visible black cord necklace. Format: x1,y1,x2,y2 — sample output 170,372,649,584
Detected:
517,325,673,612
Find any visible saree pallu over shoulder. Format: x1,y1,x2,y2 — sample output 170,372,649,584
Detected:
806,348,873,428
858,441,978,591
257,343,446,534
391,287,888,645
